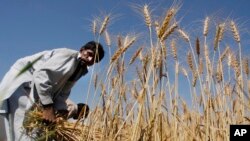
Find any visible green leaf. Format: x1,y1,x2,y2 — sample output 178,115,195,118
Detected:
15,55,43,78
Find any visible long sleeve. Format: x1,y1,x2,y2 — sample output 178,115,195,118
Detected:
33,52,76,105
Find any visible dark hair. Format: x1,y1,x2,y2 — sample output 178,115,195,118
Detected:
80,41,105,63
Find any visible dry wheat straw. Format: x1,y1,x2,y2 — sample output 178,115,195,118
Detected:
99,16,110,35
203,17,209,36
143,4,152,27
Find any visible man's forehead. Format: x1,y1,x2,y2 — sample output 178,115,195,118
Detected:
83,49,94,53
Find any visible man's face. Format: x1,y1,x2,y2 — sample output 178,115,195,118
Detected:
80,49,95,66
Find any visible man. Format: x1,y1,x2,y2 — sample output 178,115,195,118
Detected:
0,41,105,141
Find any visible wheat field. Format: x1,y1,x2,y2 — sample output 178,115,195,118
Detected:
17,3,250,141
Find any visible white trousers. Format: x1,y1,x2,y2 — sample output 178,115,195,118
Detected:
6,84,33,141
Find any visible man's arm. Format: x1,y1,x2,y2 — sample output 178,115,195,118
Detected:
32,52,75,121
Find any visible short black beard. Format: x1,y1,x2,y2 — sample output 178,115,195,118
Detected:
79,59,87,66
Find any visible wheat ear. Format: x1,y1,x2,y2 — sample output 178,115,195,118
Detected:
187,51,194,72
129,47,143,65
143,4,152,27
171,39,177,61
177,28,190,42
99,16,110,35
92,20,97,35
158,8,176,38
203,17,209,36
160,22,178,41
230,21,240,43
196,37,200,58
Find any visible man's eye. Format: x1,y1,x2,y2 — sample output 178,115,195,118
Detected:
88,53,94,56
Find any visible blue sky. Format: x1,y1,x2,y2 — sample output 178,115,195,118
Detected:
1,0,250,107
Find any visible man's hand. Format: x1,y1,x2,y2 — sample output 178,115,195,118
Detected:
42,105,56,123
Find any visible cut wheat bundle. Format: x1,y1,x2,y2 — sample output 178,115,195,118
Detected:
23,107,86,141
